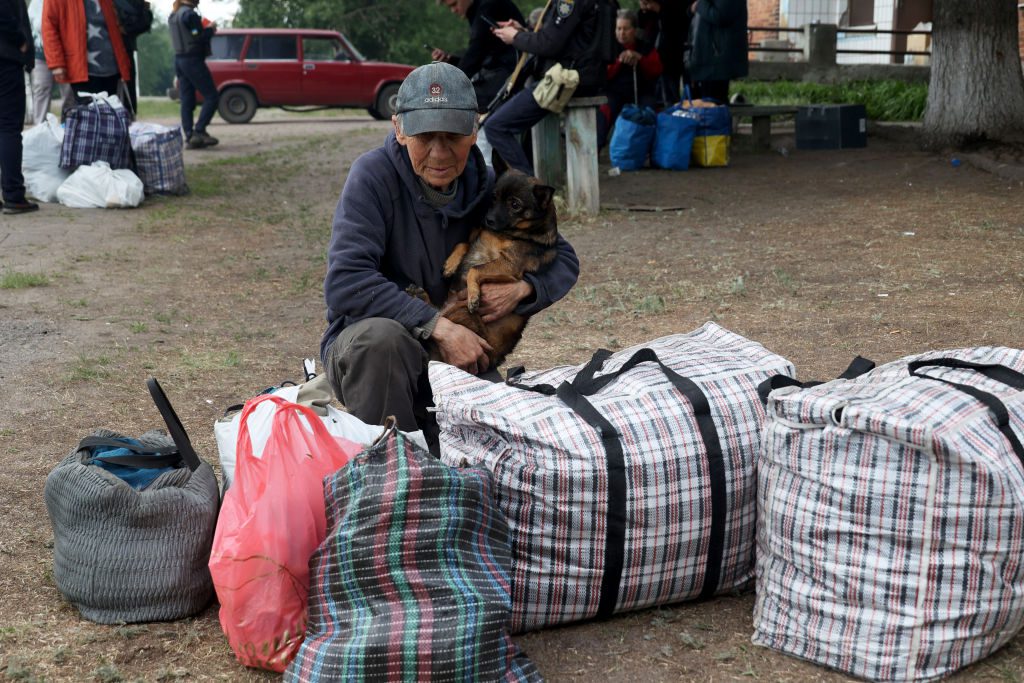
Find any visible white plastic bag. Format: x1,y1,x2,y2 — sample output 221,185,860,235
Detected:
56,161,144,208
22,114,70,202
214,383,428,491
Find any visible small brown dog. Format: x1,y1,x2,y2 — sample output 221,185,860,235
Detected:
413,171,559,369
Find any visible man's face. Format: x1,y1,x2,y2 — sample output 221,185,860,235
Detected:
393,117,478,189
616,18,636,46
442,0,473,18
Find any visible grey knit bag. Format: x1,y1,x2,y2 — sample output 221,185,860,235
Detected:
45,379,219,624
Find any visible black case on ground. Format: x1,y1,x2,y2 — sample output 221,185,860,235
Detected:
796,104,867,150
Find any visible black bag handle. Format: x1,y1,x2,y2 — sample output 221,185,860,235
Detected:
907,357,1024,391
518,346,727,613
79,435,183,469
80,438,186,471
147,378,202,471
908,358,1024,467
756,355,876,405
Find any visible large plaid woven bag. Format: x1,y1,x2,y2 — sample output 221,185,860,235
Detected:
283,424,541,682
430,322,795,632
129,123,187,195
754,346,1024,681
60,94,132,170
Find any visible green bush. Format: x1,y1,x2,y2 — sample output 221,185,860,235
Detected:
731,80,928,121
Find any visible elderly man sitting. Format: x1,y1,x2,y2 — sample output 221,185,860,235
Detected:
320,61,579,446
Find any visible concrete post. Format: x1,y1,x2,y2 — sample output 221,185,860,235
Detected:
804,23,838,67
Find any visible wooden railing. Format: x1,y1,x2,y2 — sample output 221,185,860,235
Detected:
747,24,932,62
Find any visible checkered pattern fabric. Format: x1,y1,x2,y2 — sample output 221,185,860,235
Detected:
430,322,795,632
284,428,540,683
60,97,132,170
129,124,187,195
754,346,1024,682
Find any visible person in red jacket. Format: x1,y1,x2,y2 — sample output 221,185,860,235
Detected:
41,0,131,113
598,8,663,148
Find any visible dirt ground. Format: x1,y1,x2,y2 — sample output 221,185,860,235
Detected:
2,108,1024,682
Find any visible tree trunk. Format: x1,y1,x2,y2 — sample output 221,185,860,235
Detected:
922,0,1024,149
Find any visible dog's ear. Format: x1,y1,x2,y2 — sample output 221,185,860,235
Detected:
532,183,555,211
491,150,510,179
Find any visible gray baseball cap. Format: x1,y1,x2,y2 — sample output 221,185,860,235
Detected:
395,62,478,137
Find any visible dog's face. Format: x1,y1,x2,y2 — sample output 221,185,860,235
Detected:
483,171,556,239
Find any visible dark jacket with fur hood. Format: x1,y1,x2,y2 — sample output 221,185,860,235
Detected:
321,131,579,361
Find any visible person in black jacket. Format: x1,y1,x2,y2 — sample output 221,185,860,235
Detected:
113,0,153,115
685,0,747,102
169,0,218,149
484,0,606,174
0,0,39,214
638,0,689,106
432,0,525,111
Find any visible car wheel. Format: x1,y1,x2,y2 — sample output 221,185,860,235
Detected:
372,84,400,120
218,87,258,124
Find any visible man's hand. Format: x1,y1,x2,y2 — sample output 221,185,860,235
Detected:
432,316,493,375
52,67,67,83
492,21,521,45
431,48,453,62
475,281,532,323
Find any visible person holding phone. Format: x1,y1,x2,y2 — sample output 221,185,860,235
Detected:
432,0,524,116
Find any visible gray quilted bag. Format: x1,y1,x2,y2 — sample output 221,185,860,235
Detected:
45,379,219,624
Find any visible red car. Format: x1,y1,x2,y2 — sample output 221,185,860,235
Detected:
203,28,415,123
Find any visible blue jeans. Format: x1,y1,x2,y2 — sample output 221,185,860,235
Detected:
483,87,549,175
175,55,219,137
0,61,27,204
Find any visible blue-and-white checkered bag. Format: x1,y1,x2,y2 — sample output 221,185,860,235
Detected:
130,123,188,195
755,347,1024,681
431,322,795,632
60,93,132,171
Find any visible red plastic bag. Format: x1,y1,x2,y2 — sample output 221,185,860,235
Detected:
209,394,362,672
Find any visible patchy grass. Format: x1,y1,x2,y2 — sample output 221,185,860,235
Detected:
66,355,113,382
0,271,50,289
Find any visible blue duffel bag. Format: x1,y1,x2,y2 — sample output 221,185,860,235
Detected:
652,104,699,171
609,104,657,171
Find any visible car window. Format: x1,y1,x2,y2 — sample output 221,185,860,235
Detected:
245,35,298,61
303,37,348,61
210,34,245,60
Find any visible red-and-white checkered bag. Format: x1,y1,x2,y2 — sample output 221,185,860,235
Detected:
430,322,795,632
754,347,1024,681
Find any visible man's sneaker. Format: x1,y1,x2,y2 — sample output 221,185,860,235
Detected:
2,200,39,215
188,131,219,149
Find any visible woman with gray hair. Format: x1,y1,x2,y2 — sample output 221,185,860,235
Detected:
598,8,663,147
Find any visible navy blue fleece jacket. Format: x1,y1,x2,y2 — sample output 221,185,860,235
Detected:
320,131,580,361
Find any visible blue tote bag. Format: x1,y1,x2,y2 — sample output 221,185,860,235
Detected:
652,104,699,171
609,105,657,171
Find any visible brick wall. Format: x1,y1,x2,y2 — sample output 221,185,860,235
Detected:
748,0,781,45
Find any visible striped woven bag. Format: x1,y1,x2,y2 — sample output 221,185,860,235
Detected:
284,423,540,682
431,322,795,632
755,347,1024,681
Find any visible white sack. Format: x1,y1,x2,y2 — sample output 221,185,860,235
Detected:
22,114,70,202
56,161,144,208
214,384,428,492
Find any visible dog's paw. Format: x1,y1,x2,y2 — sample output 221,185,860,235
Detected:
466,295,480,314
405,285,431,304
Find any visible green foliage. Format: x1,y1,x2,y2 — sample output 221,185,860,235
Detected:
732,80,928,121
137,23,176,96
233,0,537,66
